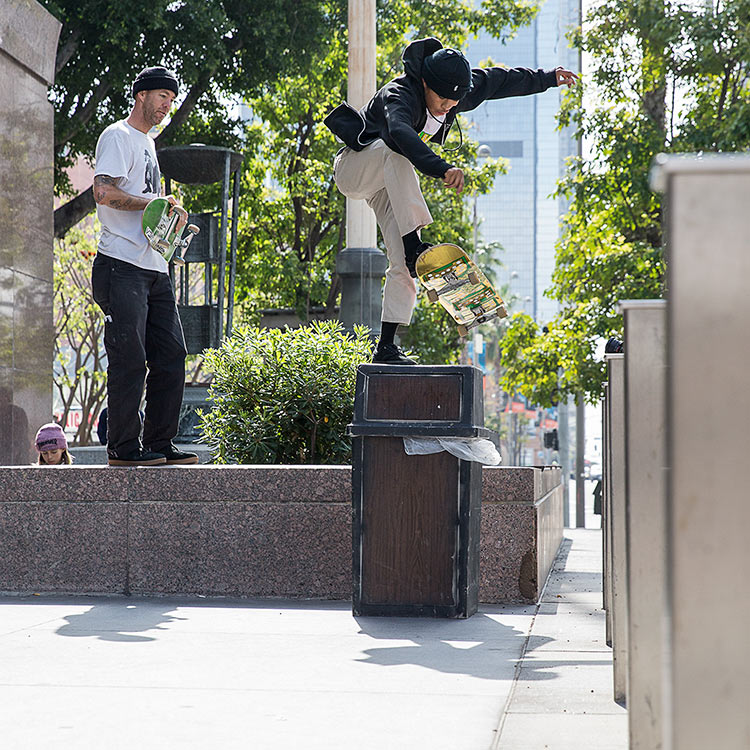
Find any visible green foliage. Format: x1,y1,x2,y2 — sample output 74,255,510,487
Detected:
500,0,750,405
53,222,107,444
43,0,333,197
207,0,515,362
199,321,373,464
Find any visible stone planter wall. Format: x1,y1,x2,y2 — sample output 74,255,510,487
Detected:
0,465,562,603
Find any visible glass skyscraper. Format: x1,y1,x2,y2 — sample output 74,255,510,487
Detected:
466,0,580,323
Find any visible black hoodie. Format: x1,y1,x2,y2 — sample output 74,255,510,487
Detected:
324,37,559,179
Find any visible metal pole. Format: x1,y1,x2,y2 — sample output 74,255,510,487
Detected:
226,169,240,337
337,0,385,332
217,151,230,343
473,195,478,256
559,394,570,526
576,395,585,527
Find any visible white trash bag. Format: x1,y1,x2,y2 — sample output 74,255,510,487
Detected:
403,436,501,465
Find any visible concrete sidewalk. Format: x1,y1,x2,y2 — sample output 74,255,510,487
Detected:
0,528,624,749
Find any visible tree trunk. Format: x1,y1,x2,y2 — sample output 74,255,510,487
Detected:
54,186,95,239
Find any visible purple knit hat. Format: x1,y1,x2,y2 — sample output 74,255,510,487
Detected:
35,423,67,453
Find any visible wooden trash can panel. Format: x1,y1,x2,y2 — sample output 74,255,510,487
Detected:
364,374,462,422
360,437,458,606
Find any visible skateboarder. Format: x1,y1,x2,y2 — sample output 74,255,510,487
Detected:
326,37,577,364
91,66,198,466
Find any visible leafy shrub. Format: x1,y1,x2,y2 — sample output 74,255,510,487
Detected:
199,321,373,464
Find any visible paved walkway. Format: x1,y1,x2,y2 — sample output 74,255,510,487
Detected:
0,527,625,749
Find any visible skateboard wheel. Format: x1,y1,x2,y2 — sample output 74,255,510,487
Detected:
187,224,200,234
468,272,479,285
173,255,186,267
427,289,439,304
457,324,468,337
498,306,508,319
156,239,170,251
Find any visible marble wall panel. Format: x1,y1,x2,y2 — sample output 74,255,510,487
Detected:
0,0,61,84
0,1,60,465
13,269,53,372
0,69,55,281
128,502,351,598
0,501,127,593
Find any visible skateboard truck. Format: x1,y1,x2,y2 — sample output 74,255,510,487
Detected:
142,197,200,266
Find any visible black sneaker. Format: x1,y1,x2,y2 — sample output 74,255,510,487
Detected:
149,444,199,465
405,241,430,278
372,343,417,365
108,448,167,466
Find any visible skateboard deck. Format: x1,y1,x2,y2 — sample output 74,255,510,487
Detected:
142,197,199,266
415,243,508,337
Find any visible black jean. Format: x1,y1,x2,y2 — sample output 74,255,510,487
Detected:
91,254,187,457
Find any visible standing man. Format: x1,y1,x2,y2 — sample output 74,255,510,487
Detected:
326,37,577,364
92,66,198,466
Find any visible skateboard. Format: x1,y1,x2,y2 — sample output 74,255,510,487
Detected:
142,197,199,266
415,243,508,337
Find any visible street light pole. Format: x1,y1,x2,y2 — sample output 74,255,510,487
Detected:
472,144,492,257
336,0,386,333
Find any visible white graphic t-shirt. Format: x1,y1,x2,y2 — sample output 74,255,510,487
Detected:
94,120,167,272
417,110,446,143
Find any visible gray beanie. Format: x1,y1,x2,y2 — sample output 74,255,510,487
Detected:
132,66,179,98
422,48,472,99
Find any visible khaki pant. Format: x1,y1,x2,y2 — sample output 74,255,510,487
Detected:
334,140,433,325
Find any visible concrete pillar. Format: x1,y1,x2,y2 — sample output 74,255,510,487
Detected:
575,397,585,527
621,300,667,750
605,353,627,705
602,382,612,646
0,1,61,464
337,0,385,334
653,153,750,750
558,394,570,526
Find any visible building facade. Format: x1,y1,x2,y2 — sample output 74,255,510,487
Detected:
466,0,580,323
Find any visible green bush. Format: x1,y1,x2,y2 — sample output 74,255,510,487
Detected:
199,321,374,464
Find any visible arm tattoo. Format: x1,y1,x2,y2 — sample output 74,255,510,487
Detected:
94,174,144,210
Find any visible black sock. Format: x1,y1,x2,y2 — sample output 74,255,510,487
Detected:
401,230,421,255
378,321,399,348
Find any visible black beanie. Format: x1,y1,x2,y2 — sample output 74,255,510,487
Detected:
132,66,179,98
422,48,472,100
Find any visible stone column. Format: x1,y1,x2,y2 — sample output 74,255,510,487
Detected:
336,0,386,334
653,153,750,750
0,1,61,464
621,300,667,750
605,353,627,705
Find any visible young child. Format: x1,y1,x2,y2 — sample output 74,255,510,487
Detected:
34,423,73,465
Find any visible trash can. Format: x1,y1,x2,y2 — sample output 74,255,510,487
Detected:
347,364,498,618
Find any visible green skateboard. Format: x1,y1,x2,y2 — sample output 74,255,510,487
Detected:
142,197,199,266
415,243,508,337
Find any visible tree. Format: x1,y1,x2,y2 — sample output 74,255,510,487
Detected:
43,0,333,237
499,0,750,406
53,222,107,445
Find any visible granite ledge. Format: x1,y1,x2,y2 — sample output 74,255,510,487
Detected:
0,465,353,504
482,466,562,504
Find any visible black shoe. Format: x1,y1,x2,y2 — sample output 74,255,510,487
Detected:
405,241,430,278
149,443,199,465
372,343,417,365
108,448,166,466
